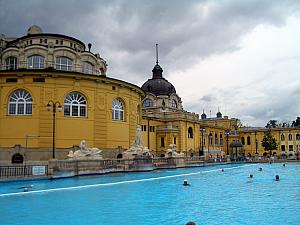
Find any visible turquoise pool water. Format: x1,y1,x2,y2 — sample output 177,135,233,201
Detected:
0,163,299,225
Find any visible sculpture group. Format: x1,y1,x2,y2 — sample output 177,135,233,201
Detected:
67,140,103,159
123,125,152,159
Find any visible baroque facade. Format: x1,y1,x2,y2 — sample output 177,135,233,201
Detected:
0,26,143,162
0,26,299,163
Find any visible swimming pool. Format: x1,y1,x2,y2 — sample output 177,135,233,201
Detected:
0,163,299,225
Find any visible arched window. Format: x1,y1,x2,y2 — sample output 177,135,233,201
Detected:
188,127,193,138
241,137,245,145
281,134,285,141
112,98,124,121
172,99,177,108
56,57,73,71
11,153,24,164
215,133,218,145
142,98,153,108
8,89,32,115
209,133,213,145
220,133,223,145
27,55,45,69
247,136,251,145
5,56,17,70
117,153,123,159
288,134,293,141
296,133,300,140
83,62,94,74
64,92,87,117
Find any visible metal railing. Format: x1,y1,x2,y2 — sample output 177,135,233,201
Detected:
0,165,48,178
0,61,104,76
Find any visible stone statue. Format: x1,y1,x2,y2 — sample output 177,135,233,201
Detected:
134,125,142,146
123,125,152,159
67,140,103,159
165,144,184,158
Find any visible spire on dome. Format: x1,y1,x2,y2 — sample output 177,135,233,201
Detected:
152,43,163,78
201,109,207,119
216,107,222,118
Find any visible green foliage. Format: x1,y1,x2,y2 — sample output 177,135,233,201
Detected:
292,117,300,127
261,129,278,155
265,120,278,128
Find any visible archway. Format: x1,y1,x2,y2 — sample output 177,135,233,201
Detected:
11,153,24,164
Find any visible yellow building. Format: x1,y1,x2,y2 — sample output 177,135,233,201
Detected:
139,54,300,160
1,26,299,164
0,26,144,162
140,59,239,158
240,127,300,158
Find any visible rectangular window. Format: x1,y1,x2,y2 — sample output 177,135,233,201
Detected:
9,104,16,115
64,105,70,116
174,137,176,145
72,106,78,116
40,39,43,43
6,78,17,83
56,40,59,44
281,145,285,151
149,126,155,132
80,106,86,117
289,145,293,151
161,137,165,147
17,104,24,114
142,125,147,131
33,78,45,82
26,103,32,114
44,39,47,43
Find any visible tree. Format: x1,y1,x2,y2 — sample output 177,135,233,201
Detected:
292,117,300,127
261,129,278,156
265,120,278,128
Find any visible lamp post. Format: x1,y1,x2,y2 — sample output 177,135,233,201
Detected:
200,128,206,158
255,131,258,155
47,100,62,159
225,130,230,155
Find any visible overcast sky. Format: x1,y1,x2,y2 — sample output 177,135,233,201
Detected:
1,0,299,127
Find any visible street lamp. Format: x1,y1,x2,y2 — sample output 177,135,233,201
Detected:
200,128,206,158
225,130,230,155
46,100,62,159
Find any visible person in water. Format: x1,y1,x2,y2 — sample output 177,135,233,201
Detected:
183,180,190,186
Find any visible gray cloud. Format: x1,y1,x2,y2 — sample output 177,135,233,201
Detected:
1,0,300,126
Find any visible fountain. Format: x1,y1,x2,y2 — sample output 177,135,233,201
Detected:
67,140,103,159
165,144,184,158
123,125,152,159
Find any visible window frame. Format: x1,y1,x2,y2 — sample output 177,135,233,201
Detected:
83,61,94,74
5,56,18,70
56,56,73,71
171,99,177,108
64,92,87,117
142,98,153,108
8,89,33,116
112,98,124,121
27,55,45,69
188,127,193,139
